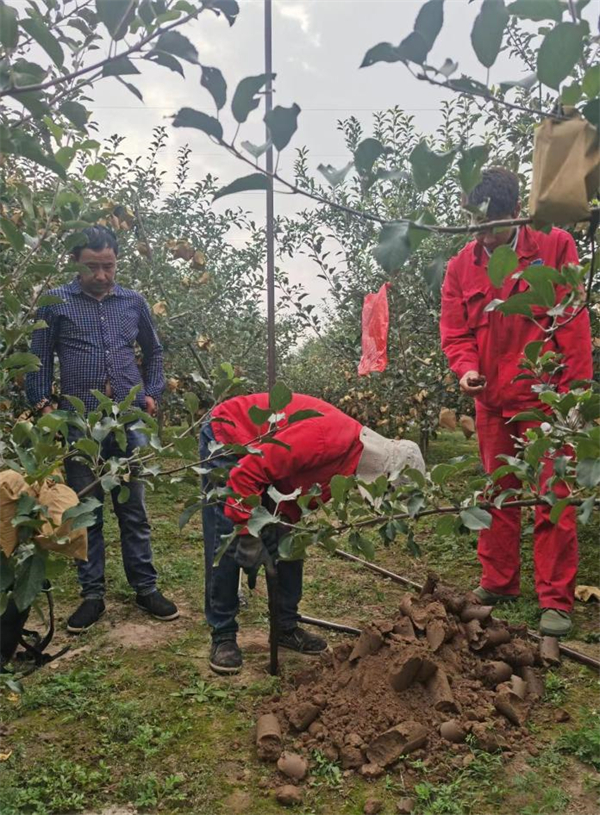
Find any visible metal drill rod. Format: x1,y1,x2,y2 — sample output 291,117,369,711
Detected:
265,568,279,676
299,614,362,636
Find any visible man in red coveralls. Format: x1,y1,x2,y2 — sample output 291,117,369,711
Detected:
440,167,593,637
200,393,425,674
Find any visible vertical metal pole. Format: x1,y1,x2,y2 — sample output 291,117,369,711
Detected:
264,0,276,389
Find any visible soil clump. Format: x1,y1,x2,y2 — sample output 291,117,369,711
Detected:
260,578,550,778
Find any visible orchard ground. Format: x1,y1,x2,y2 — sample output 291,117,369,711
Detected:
1,431,599,815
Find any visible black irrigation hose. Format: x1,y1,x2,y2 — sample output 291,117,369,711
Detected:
300,547,600,672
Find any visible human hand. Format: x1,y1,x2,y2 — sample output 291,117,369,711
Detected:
234,535,275,574
459,370,487,396
145,395,156,415
41,405,54,415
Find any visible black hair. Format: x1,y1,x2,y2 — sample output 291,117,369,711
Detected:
69,225,119,260
467,166,520,219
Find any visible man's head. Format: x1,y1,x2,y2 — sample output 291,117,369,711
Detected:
70,225,119,298
466,166,521,253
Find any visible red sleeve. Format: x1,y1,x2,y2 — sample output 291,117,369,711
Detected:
553,233,593,389
440,257,480,379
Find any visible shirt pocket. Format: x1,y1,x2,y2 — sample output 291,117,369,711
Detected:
119,303,139,344
464,289,492,330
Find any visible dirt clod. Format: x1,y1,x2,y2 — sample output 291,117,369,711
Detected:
275,785,303,807
539,636,561,667
396,798,415,814
264,583,548,776
277,752,308,781
364,798,383,815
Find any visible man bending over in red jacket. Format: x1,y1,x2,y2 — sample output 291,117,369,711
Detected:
440,167,592,637
200,393,425,675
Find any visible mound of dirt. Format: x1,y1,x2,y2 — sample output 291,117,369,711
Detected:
261,579,551,775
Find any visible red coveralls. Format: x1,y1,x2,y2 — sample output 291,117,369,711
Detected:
211,393,364,528
440,227,593,610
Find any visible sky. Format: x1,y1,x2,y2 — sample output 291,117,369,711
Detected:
82,0,576,309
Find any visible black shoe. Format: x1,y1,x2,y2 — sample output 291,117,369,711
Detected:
277,626,328,655
66,599,106,634
209,640,243,675
136,590,179,621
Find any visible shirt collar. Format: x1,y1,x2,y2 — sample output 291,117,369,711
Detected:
69,278,125,298
474,226,540,266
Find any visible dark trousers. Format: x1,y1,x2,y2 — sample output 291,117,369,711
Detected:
64,427,157,600
200,422,303,642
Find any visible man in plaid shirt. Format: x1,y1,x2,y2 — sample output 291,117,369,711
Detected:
27,226,178,632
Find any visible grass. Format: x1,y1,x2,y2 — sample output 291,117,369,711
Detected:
0,431,598,814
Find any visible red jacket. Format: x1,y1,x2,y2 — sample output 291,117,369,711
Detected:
440,227,593,416
212,393,364,527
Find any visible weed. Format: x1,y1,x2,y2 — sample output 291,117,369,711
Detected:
2,758,109,815
171,677,234,707
310,749,343,789
118,771,187,809
20,666,107,714
543,671,569,705
413,779,465,815
556,711,600,770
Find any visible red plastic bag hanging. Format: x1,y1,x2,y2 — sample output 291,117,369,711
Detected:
358,282,390,376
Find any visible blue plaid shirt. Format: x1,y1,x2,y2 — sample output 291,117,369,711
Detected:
26,279,165,413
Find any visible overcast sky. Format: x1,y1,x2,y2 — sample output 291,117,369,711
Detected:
85,0,577,307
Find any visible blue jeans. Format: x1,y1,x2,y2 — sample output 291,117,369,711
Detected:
64,427,157,600
200,422,303,642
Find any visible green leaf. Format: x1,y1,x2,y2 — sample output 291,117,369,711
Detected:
561,82,582,105
431,463,457,485
115,76,144,102
499,73,538,93
231,73,275,124
537,22,585,90
458,145,490,193
576,458,600,488
183,391,199,415
213,173,268,201
178,500,203,530
422,256,445,296
0,125,66,179
20,16,64,67
410,0,444,56
330,474,352,503
406,529,422,558
354,138,386,176
117,486,130,505
264,103,301,151
460,506,493,530
13,552,46,611
507,0,566,22
582,66,600,99
582,98,599,129
206,0,240,26
374,221,411,273
102,55,140,77
269,381,292,412
74,438,99,458
287,409,323,425
96,0,136,40
549,497,571,524
524,340,544,363
0,216,25,250
60,101,89,130
248,405,272,426
496,291,536,316
410,141,456,191
487,245,518,287
247,505,278,537
65,395,87,414
0,0,19,51
0,553,15,592
471,0,509,68
145,51,185,76
317,161,354,186
201,65,227,110
241,140,271,159
436,514,457,538
2,351,40,371
172,107,223,140
153,30,198,63
84,163,108,181
577,496,595,525
360,42,403,68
